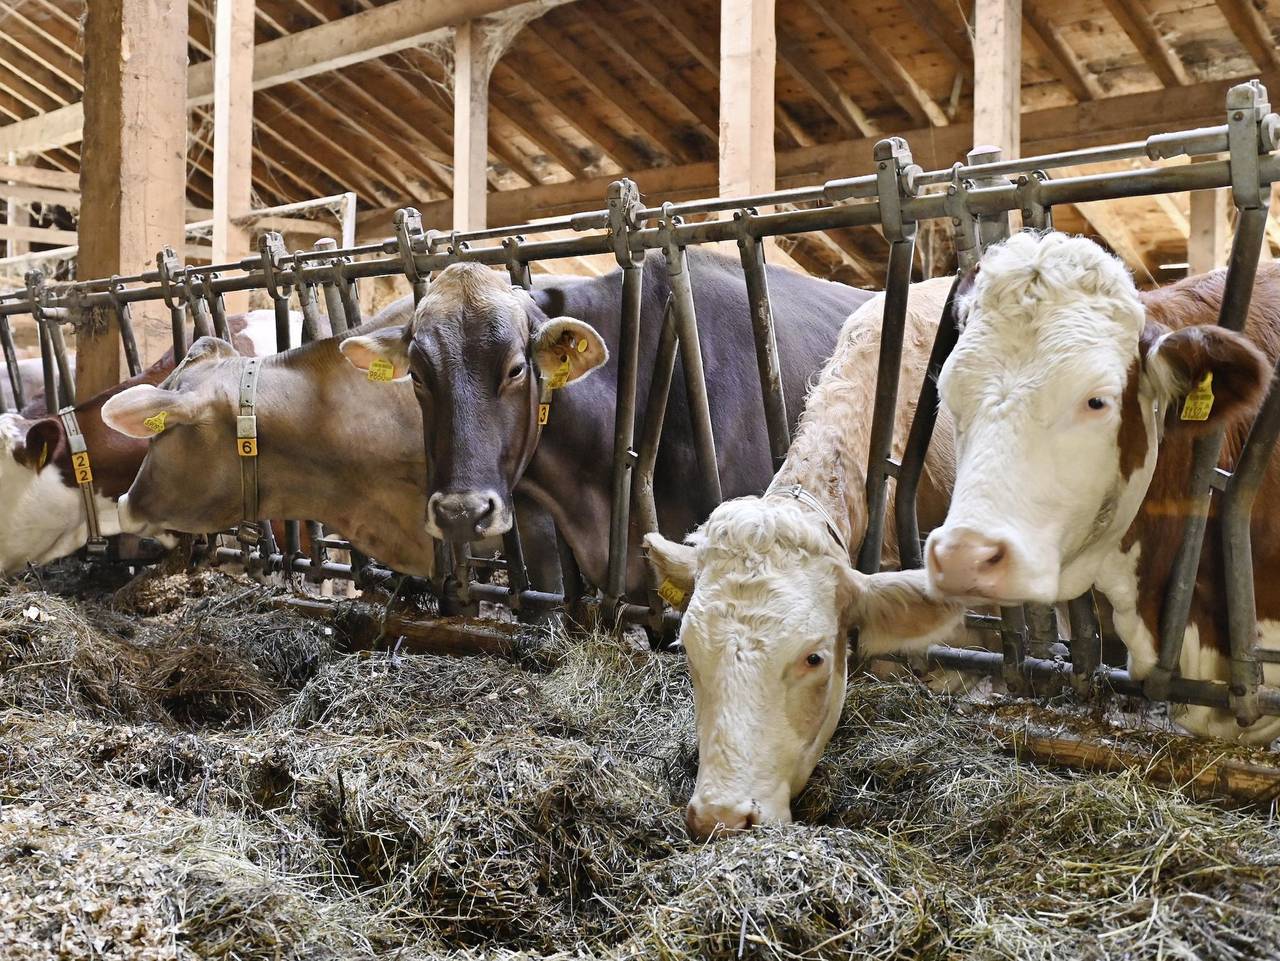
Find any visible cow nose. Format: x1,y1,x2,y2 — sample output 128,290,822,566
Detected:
685,799,759,842
927,526,1013,599
429,490,502,541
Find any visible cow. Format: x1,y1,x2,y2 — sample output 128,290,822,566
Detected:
337,250,874,600
925,230,1280,744
100,321,562,591
0,312,294,575
1,355,75,415
645,277,966,839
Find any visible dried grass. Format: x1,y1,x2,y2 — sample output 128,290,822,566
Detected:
1,570,1279,961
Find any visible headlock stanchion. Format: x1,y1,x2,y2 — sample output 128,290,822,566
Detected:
5,81,1280,726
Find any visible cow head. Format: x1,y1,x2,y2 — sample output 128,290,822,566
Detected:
340,264,607,542
102,337,247,535
0,413,76,572
926,231,1270,606
646,496,961,841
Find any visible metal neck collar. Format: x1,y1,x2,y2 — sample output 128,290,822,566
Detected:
57,406,108,556
765,482,851,560
236,357,263,545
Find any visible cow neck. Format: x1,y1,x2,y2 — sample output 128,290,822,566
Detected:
764,481,850,559
56,406,107,555
235,357,263,544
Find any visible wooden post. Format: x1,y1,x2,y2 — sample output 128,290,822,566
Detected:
972,0,1022,158
453,20,489,232
1188,187,1229,275
213,0,255,314
719,0,776,199
5,153,28,258
78,0,188,395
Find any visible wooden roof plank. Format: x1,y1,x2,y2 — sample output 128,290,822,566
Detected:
1023,1,1104,102
1214,0,1280,74
1100,0,1191,87
776,23,879,137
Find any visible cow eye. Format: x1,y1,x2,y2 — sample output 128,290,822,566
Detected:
508,362,526,380
806,652,824,667
1087,397,1107,411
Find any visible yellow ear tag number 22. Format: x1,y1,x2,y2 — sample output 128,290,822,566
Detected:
143,411,168,434
1180,372,1215,422
71,451,93,485
367,358,395,383
657,579,686,608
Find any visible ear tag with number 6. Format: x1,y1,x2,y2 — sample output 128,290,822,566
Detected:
367,358,395,383
547,355,571,390
658,579,686,608
1180,372,1215,422
143,411,168,434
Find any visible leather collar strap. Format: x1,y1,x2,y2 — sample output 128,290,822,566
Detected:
57,406,108,556
766,482,851,560
237,357,262,545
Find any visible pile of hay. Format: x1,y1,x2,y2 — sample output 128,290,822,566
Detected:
1,569,1279,960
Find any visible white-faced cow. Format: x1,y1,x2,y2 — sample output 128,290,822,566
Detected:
646,277,965,839
339,250,874,600
1,355,75,416
0,311,289,575
927,230,1280,743
101,321,561,590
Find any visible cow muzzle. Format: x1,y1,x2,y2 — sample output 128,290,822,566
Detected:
926,524,1056,604
115,493,159,537
427,489,511,541
684,785,791,842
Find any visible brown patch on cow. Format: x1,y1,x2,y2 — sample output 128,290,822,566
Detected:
1116,360,1147,480
1124,263,1280,657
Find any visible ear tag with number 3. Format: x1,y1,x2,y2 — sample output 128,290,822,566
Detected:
367,358,395,383
143,411,168,434
1180,372,1215,422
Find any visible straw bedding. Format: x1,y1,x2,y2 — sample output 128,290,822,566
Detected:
1,565,1278,960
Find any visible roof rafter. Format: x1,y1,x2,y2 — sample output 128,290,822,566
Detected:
1214,0,1280,74
776,22,879,137
1100,0,1190,87
1023,2,1103,102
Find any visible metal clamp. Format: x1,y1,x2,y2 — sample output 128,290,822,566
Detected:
874,137,919,244
966,145,1015,249
1225,80,1271,211
1017,169,1053,231
504,235,531,290
607,178,645,269
156,246,184,313
945,166,982,272
258,232,294,303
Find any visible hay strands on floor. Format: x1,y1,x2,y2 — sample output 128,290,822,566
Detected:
986,714,1280,810
273,595,518,660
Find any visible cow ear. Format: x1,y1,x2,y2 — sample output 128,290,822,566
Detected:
1141,323,1270,434
13,418,62,471
101,384,200,439
181,336,238,367
840,567,965,657
339,326,412,379
533,318,608,387
643,532,697,611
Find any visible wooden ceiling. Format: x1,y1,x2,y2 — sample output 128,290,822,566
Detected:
0,0,1278,285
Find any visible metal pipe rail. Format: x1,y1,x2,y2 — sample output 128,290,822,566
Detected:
6,80,1280,734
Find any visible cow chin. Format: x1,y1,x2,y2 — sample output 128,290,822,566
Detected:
115,493,166,539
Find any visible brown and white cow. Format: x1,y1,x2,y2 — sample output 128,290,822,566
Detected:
646,277,965,838
926,230,1280,744
101,322,561,589
0,311,291,575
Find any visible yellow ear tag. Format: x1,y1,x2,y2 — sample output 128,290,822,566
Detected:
367,358,395,383
576,338,588,353
71,451,93,485
657,579,686,608
538,403,550,426
36,444,48,470
547,355,571,391
142,411,168,434
1180,372,1215,422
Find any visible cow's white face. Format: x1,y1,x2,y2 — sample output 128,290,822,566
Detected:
0,414,121,574
926,231,1265,606
648,497,854,839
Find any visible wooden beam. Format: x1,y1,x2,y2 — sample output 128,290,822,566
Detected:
720,0,777,198
1101,0,1189,87
1023,1,1103,103
803,0,949,127
453,20,490,232
359,72,1280,235
0,224,78,245
1215,0,1280,74
79,0,189,391
213,0,256,314
1189,187,1230,275
896,0,972,69
0,0,579,156
0,163,78,190
489,92,586,178
1073,199,1156,278
973,0,1022,157
776,25,878,137
0,183,79,210
5,154,30,257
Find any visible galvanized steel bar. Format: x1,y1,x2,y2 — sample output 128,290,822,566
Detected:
0,314,23,411
735,211,790,470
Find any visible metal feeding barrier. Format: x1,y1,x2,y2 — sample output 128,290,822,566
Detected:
3,80,1280,726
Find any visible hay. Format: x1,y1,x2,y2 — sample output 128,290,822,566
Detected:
2,567,1280,960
